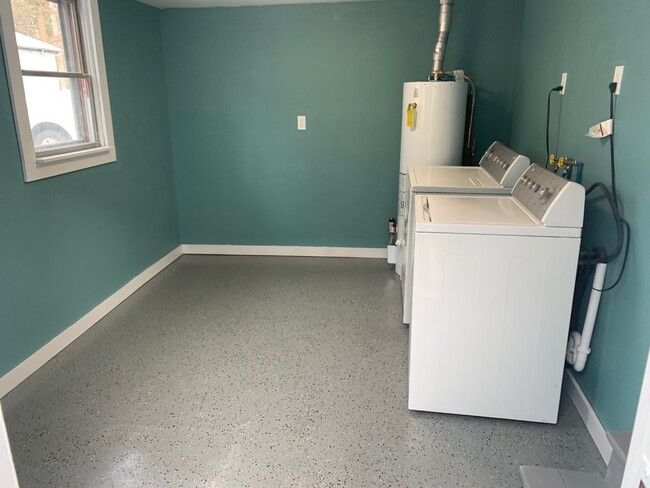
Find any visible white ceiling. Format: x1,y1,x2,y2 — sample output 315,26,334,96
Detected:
137,0,380,8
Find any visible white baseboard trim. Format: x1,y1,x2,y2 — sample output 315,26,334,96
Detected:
564,369,613,464
0,246,183,399
182,244,387,259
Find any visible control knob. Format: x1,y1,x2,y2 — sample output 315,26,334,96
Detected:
539,186,554,203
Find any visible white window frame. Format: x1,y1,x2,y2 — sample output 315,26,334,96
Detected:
0,0,115,182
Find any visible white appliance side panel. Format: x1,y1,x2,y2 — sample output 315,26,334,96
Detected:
402,186,417,322
0,406,18,488
496,256,549,418
399,81,467,174
395,172,408,277
408,233,580,423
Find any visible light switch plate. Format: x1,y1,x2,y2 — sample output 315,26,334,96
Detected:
297,115,306,131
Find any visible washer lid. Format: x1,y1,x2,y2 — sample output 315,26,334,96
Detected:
415,195,582,238
408,166,509,194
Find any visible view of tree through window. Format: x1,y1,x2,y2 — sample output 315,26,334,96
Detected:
12,0,61,40
11,0,65,71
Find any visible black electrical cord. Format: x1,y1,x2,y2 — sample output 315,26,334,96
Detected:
546,85,563,167
585,182,624,261
608,82,618,206
593,219,631,292
584,80,630,292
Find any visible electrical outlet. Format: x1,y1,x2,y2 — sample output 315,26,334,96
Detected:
297,115,306,131
560,72,568,95
613,65,624,95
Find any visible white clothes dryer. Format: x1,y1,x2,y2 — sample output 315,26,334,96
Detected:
408,164,585,423
400,141,531,324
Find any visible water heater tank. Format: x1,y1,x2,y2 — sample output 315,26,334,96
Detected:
399,81,467,174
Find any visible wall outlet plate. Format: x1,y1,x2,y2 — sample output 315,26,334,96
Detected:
560,72,568,95
613,66,624,95
297,115,306,131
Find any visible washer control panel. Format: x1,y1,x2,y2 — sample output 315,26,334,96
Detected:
479,142,531,187
513,164,585,227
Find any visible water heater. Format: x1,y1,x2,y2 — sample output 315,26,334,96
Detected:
399,81,468,173
395,80,467,275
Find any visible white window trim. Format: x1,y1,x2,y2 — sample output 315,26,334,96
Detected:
0,0,116,182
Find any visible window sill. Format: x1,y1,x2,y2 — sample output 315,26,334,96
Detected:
25,145,116,182
35,145,114,165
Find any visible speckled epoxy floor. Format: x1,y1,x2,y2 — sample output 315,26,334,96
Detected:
2,256,605,487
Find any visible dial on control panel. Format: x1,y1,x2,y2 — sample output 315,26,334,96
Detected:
539,187,553,203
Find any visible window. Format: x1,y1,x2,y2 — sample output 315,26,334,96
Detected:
0,0,115,182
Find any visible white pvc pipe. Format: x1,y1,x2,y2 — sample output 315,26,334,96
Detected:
568,262,608,372
566,330,580,364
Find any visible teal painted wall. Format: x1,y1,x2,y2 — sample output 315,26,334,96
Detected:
510,0,650,430
161,0,523,246
0,0,180,376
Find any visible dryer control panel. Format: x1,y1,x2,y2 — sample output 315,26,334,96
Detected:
513,164,585,228
479,142,531,188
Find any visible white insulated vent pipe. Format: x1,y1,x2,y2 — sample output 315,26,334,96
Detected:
432,0,454,74
566,262,608,372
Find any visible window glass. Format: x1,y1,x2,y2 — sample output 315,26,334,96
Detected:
11,0,83,73
11,0,97,153
23,76,97,150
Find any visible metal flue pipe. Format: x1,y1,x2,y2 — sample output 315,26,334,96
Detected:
432,0,454,74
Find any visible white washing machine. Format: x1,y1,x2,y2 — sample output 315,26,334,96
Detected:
400,141,531,324
408,164,585,424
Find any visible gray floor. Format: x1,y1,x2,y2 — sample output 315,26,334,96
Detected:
2,256,605,487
